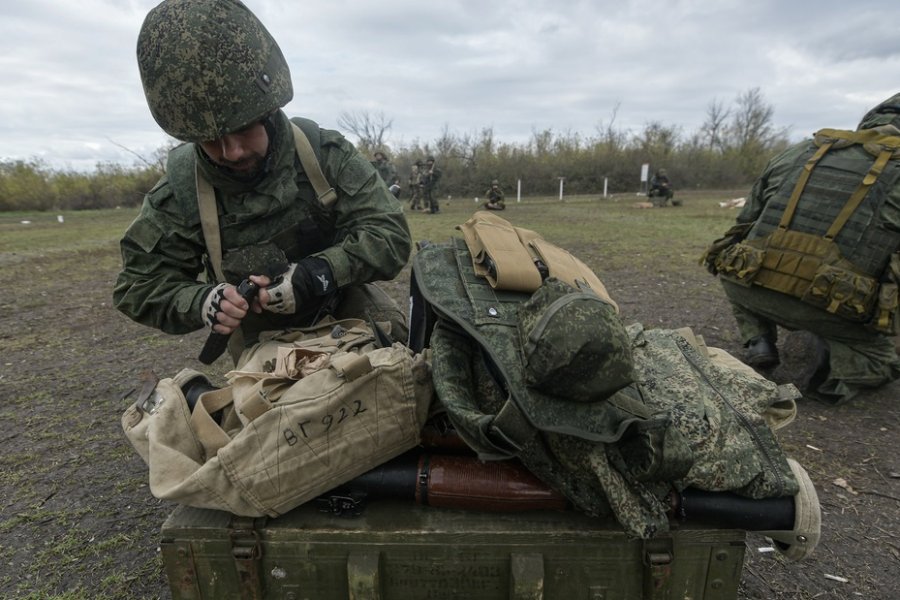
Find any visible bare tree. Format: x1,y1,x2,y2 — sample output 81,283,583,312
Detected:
700,98,730,152
595,101,628,151
729,88,776,152
336,110,394,154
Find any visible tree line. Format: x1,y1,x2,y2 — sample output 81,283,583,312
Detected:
0,88,790,212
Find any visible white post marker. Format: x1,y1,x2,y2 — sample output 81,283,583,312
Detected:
517,179,522,203
640,163,650,195
558,177,565,201
603,177,608,198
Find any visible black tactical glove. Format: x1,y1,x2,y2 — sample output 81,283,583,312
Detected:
264,257,335,314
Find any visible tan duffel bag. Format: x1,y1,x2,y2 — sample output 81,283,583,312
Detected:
122,319,433,517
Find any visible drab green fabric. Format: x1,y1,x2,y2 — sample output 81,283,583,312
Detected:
418,239,800,538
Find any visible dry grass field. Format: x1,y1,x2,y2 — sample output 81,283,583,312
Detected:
1,190,897,598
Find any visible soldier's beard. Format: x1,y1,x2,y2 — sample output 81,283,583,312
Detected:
216,153,266,178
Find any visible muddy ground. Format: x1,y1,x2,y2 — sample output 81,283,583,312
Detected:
0,197,897,599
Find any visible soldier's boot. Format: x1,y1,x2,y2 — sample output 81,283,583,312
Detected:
799,335,838,403
745,334,780,369
760,458,821,561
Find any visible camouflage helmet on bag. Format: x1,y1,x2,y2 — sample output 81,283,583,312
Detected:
137,0,293,142
857,92,900,131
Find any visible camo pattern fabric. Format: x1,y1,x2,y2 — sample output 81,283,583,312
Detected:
113,112,410,342
421,240,800,538
626,324,798,499
137,0,293,141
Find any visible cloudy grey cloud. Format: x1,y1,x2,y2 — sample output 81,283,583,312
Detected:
0,0,898,171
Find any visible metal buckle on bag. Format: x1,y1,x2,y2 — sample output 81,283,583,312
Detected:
316,492,367,517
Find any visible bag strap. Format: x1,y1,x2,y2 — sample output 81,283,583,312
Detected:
189,386,235,460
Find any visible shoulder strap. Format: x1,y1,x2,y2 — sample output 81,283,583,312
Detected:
196,168,226,283
780,129,900,236
195,120,339,282
290,122,338,208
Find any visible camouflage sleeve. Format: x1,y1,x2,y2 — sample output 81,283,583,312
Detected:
112,177,213,334
313,130,412,287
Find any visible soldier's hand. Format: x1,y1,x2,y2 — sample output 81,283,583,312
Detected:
258,257,335,315
201,282,261,335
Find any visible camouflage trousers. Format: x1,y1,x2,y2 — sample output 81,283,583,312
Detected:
721,279,900,403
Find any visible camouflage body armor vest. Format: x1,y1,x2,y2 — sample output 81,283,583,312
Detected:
716,128,900,332
412,235,799,538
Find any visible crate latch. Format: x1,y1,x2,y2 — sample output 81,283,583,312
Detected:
229,516,265,600
642,536,674,599
510,552,544,599
347,550,382,600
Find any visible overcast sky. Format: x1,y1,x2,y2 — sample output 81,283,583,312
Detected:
1,0,898,171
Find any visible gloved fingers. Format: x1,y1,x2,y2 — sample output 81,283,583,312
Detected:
202,282,253,334
263,263,299,314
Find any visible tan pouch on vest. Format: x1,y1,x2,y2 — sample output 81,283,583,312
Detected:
457,211,617,309
457,211,543,291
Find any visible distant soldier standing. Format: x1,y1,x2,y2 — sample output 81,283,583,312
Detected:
422,155,442,214
408,160,423,210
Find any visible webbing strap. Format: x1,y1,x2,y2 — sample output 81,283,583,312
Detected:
196,168,226,283
825,148,893,240
290,123,338,207
779,140,834,230
189,386,234,460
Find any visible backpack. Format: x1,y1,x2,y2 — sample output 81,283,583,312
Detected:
713,127,900,333
122,319,432,517
412,214,801,539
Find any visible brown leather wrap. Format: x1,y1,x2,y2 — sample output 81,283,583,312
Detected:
415,454,568,511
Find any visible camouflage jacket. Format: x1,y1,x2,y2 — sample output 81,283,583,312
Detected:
113,111,411,336
414,239,799,538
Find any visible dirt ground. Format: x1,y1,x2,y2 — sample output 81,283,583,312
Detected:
0,200,898,599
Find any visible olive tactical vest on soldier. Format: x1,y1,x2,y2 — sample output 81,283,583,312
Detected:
716,128,900,331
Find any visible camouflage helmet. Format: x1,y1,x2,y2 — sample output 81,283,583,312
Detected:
137,0,293,142
857,92,900,131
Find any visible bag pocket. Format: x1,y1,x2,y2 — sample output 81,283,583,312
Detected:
715,243,765,284
801,264,878,322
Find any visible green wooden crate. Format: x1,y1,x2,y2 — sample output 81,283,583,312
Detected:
161,500,746,600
